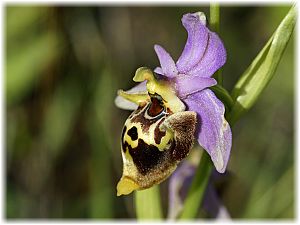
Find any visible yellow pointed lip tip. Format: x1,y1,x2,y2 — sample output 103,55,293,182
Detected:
116,176,140,196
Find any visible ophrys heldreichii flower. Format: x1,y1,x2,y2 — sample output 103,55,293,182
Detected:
115,12,232,196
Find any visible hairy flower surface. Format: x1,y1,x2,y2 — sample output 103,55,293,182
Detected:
115,12,232,196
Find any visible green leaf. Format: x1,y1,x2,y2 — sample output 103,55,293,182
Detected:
135,185,163,220
228,6,296,125
242,166,294,218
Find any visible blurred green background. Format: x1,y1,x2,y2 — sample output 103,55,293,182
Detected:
6,5,294,219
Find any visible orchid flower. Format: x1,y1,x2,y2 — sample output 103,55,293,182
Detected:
115,12,232,196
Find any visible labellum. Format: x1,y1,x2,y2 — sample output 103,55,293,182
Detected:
117,68,197,196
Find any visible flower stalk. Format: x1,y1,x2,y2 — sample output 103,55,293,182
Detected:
135,185,163,220
210,4,222,86
179,152,213,219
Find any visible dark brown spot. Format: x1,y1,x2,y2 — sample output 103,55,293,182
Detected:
127,126,138,141
128,139,168,175
154,118,166,145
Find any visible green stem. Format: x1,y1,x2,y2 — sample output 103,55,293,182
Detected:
135,185,163,220
179,152,213,219
210,3,220,33
210,3,223,86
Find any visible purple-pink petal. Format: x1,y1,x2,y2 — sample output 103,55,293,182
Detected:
184,89,232,173
175,75,217,98
154,44,178,78
176,13,209,74
175,13,226,78
188,31,226,77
